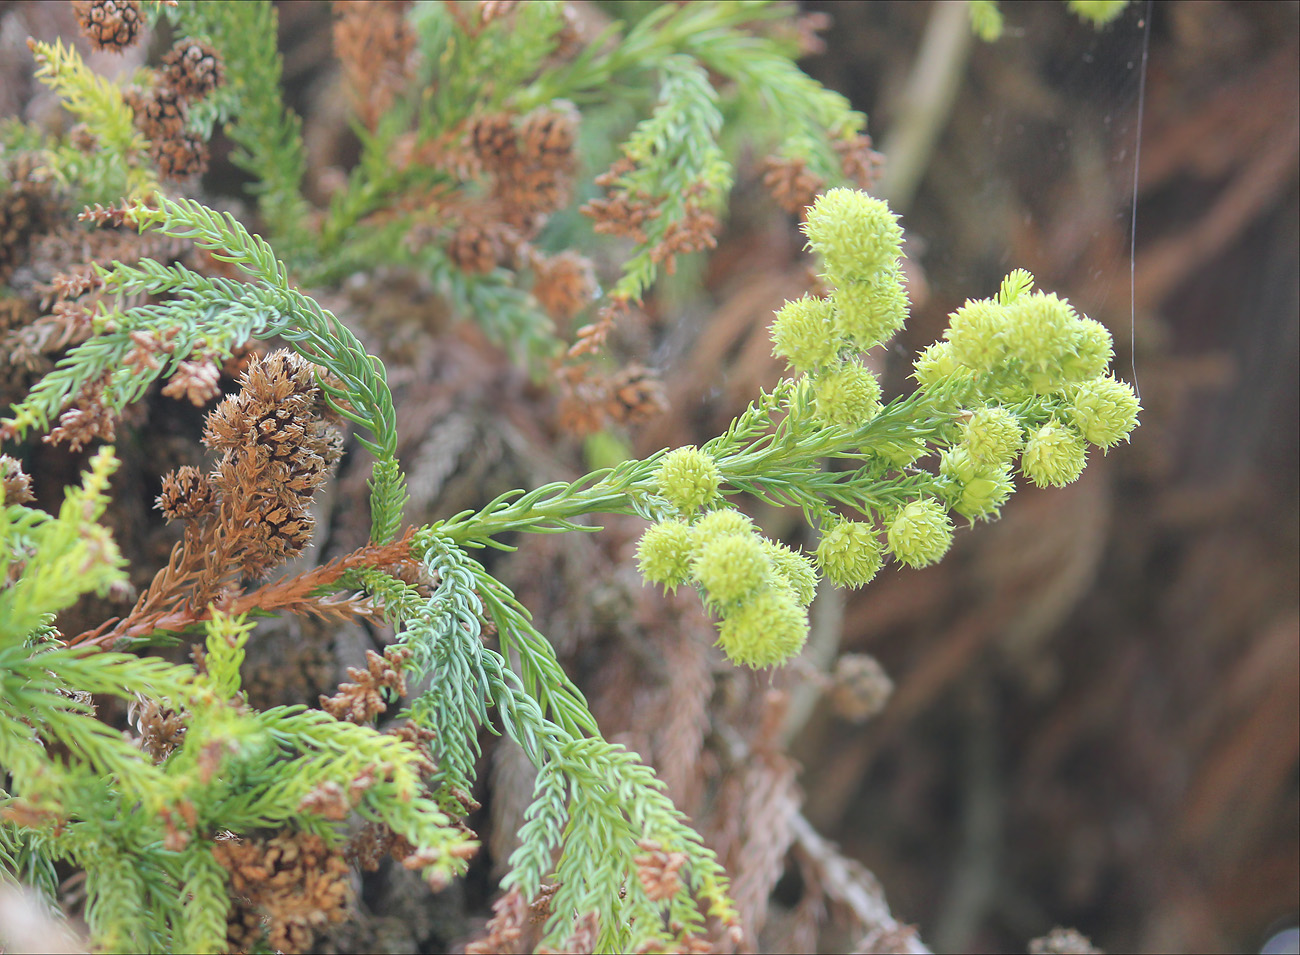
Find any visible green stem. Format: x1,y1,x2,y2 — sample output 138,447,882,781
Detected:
438,389,961,548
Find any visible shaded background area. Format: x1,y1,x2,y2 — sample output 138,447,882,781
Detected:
791,3,1299,952
2,2,1296,953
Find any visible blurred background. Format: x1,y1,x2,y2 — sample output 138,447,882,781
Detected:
793,3,1299,952
2,1,1296,952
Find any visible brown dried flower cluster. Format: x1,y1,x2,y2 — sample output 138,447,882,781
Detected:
156,465,215,521
634,839,687,902
162,357,222,405
297,781,352,822
583,164,719,279
829,652,893,723
214,830,352,955
529,249,597,323
72,0,143,53
651,189,720,276
47,374,117,451
835,133,885,191
582,159,661,244
332,0,414,131
319,645,413,723
556,363,668,436
761,135,882,216
762,155,825,215
160,39,224,101
129,697,187,761
129,86,187,143
0,454,35,506
0,158,58,285
387,719,438,775
445,221,511,275
465,885,530,955
466,105,580,237
201,351,344,577
126,38,224,181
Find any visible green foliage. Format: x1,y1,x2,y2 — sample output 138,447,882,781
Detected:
2,5,1141,952
26,38,154,202
1,447,126,637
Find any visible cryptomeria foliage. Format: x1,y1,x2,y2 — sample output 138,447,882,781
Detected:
1,2,1138,953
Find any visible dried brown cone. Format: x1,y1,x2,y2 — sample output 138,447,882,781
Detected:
157,465,215,521
0,171,58,283
581,190,660,243
214,830,352,955
835,133,885,192
345,821,396,872
160,39,224,102
130,698,186,761
531,250,595,322
604,364,668,426
72,0,144,53
161,358,221,406
387,719,438,775
651,194,718,274
762,154,825,215
68,123,98,153
150,130,209,181
203,351,343,577
468,112,520,173
206,351,339,470
331,0,414,130
519,106,578,170
298,781,352,821
319,646,412,723
633,839,687,902
47,400,116,451
465,885,530,955
0,455,35,506
445,222,506,274
555,365,610,437
829,652,893,723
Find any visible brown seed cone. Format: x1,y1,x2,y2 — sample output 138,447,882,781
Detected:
531,250,596,322
0,174,57,283
762,154,824,215
157,465,215,521
72,0,143,53
468,112,520,172
445,222,505,274
519,106,578,168
130,86,188,142
829,652,894,723
604,365,668,425
150,131,209,181
0,454,35,505
161,39,224,102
